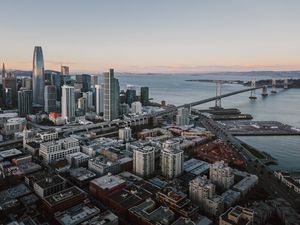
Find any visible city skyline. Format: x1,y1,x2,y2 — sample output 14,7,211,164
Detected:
1,0,300,73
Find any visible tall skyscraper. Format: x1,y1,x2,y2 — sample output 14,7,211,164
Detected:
161,140,183,179
4,88,13,108
82,91,93,110
44,85,57,113
61,65,69,75
61,85,75,122
140,86,149,106
1,63,6,83
176,107,190,126
32,46,45,106
50,72,61,101
18,89,32,117
76,74,91,92
3,74,17,108
133,146,155,178
126,89,136,107
104,69,120,121
78,97,87,112
95,84,104,115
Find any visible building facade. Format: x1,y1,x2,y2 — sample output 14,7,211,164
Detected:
133,146,155,178
95,84,104,115
210,161,234,190
32,46,45,106
18,89,33,117
61,85,75,122
104,69,119,121
44,85,57,113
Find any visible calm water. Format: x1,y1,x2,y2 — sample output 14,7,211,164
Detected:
114,73,300,171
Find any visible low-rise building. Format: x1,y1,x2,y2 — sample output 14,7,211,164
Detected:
232,174,258,196
209,161,234,190
219,205,254,225
66,152,90,167
33,175,66,198
39,137,80,164
88,156,121,176
69,167,97,187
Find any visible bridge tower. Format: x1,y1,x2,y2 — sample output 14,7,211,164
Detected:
271,78,277,93
261,85,268,97
214,80,222,109
249,80,257,100
284,78,289,89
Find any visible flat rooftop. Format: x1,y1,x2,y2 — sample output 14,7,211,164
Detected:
0,148,22,158
70,168,96,182
44,186,84,206
35,175,65,189
0,183,31,206
55,203,100,225
90,174,125,190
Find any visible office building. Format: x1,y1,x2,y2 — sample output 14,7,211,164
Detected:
126,89,136,107
21,77,32,90
210,161,234,190
76,74,91,92
104,68,120,121
161,140,184,179
39,137,80,164
61,85,75,122
18,89,32,117
78,97,87,112
176,107,190,126
219,205,254,225
66,152,90,167
140,86,149,106
50,72,61,101
118,127,132,142
32,46,45,106
4,87,13,108
119,103,130,115
61,65,69,75
95,84,104,115
33,175,66,198
131,101,142,114
82,91,93,109
133,146,155,178
88,156,121,176
3,75,17,108
44,85,57,113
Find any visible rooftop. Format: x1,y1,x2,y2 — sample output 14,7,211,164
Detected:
0,183,31,206
55,203,100,225
81,210,118,225
90,174,125,190
0,148,22,158
44,186,84,206
35,175,65,189
70,168,96,182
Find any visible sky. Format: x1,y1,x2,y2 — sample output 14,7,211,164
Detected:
1,0,300,73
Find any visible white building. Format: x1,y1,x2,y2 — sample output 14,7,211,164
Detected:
133,146,155,178
78,97,88,112
176,107,190,126
131,101,142,114
95,84,104,115
39,137,80,164
2,117,26,136
210,161,234,190
161,140,183,179
118,127,132,142
189,175,224,216
83,91,93,109
39,131,58,142
61,85,75,122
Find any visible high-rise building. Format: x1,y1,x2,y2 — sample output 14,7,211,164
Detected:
140,87,149,106
18,89,32,117
161,140,183,179
95,84,104,115
4,88,13,108
118,127,132,142
76,74,91,92
1,63,6,83
126,89,136,107
189,175,224,216
21,77,32,90
209,161,234,190
44,85,57,113
3,75,17,107
82,91,93,109
131,101,142,114
133,146,155,178
78,97,87,112
104,69,120,121
32,46,45,106
61,85,75,122
176,107,190,126
50,72,61,101
61,65,69,75
91,75,100,87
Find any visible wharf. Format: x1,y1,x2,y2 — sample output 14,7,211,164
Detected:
220,121,300,136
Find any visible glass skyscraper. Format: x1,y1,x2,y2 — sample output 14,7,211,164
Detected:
104,68,119,121
32,46,45,106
